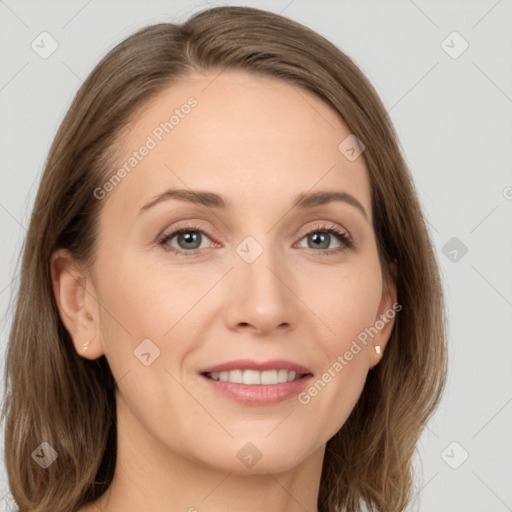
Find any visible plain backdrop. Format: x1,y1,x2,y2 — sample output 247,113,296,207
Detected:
1,1,511,511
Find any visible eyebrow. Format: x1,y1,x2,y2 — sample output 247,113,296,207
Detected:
139,188,369,222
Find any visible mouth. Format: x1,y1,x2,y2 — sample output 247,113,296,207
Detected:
198,359,313,405
202,369,310,385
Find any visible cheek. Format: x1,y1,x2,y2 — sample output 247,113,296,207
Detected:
93,246,219,379
310,262,383,348
296,263,382,425
96,247,203,334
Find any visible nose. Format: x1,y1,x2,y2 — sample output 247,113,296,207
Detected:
223,247,298,336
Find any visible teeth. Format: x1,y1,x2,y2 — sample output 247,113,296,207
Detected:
277,369,288,383
229,369,243,383
243,370,261,385
207,369,303,385
261,370,277,385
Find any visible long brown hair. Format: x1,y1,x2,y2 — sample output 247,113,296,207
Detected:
2,6,447,511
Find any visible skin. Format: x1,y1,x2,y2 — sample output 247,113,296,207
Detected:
51,69,397,512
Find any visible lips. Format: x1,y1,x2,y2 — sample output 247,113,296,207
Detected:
198,359,314,404
199,358,312,375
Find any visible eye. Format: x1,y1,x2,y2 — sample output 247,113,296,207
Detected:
158,222,353,257
295,223,353,256
158,224,214,257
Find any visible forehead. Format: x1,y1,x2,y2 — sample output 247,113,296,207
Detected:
102,69,371,220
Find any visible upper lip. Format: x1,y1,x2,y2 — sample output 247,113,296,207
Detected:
199,359,312,375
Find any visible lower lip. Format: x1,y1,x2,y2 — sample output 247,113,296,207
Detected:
200,374,313,405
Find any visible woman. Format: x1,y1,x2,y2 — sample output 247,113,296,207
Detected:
2,6,447,512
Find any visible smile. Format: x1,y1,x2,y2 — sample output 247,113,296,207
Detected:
203,369,306,385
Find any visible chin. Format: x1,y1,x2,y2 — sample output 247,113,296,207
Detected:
192,435,321,475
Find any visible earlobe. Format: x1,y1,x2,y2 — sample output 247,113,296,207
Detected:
369,344,383,369
370,259,399,368
50,249,104,359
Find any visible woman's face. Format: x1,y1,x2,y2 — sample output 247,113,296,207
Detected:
75,70,396,474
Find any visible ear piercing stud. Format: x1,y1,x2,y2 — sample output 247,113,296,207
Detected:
374,345,381,355
83,340,90,351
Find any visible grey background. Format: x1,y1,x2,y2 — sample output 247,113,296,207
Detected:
1,1,511,511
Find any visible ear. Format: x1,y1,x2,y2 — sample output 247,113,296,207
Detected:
369,258,399,368
50,248,104,360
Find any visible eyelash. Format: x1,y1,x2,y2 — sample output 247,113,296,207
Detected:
157,222,353,258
